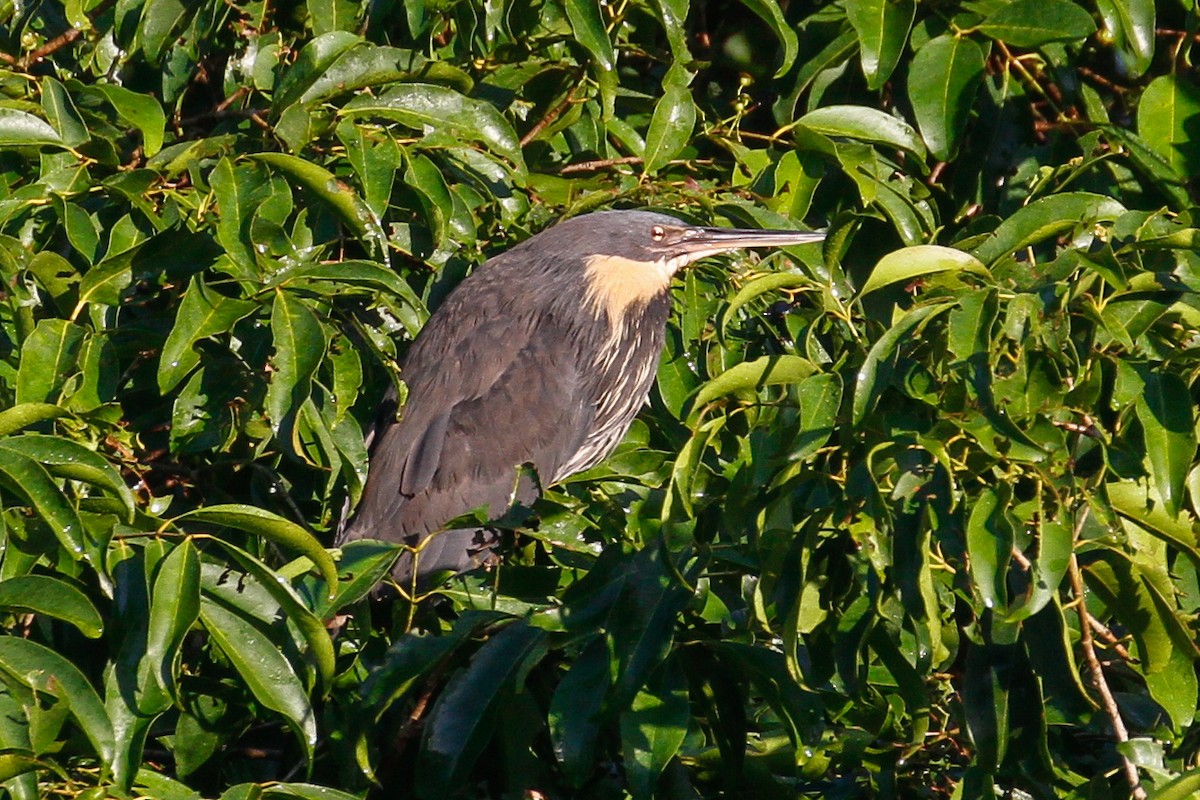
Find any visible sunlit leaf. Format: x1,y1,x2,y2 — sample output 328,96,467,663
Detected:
908,35,987,160
975,0,1097,46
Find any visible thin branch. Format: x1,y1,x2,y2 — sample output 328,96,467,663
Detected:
1088,614,1134,662
1069,544,1146,800
520,85,579,147
23,27,82,66
559,156,643,174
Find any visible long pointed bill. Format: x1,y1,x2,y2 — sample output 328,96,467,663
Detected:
673,226,826,264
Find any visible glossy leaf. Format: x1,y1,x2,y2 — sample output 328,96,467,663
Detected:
975,0,1097,46
0,448,86,557
845,0,915,90
265,291,327,431
0,109,64,148
341,85,527,173
1094,0,1154,78
0,575,103,638
0,434,136,521
690,355,819,414
91,84,167,156
797,105,926,160
971,192,1125,265
852,302,953,424
861,244,988,295
1135,370,1194,517
642,70,696,174
144,539,201,698
908,35,987,160
0,637,115,765
250,153,388,254
174,505,339,592
159,275,259,393
1138,75,1200,177
619,658,688,799
736,0,799,76
199,598,317,758
15,319,84,405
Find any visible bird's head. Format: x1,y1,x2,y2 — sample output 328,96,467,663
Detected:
533,209,824,327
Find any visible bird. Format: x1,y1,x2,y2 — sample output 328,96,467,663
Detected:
337,209,824,591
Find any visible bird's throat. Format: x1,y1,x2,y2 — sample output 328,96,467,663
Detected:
582,254,673,332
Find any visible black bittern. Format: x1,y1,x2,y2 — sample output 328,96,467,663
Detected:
337,210,824,588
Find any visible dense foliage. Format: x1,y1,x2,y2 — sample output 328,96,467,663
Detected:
2,0,1200,796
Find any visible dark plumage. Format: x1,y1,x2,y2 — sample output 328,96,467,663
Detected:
337,209,823,589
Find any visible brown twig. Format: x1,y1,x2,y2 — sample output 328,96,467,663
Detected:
559,156,643,174
16,0,118,68
1068,535,1146,799
520,86,579,147
23,27,82,66
1088,615,1134,662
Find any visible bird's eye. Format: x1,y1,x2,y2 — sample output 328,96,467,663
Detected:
650,225,666,241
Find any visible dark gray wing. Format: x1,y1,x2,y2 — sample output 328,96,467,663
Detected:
339,313,592,585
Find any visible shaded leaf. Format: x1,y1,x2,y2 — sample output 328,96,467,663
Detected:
0,575,103,638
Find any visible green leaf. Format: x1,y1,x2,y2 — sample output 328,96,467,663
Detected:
199,597,317,760
1149,769,1200,800
249,153,389,256
719,272,816,337
0,108,64,148
206,539,336,695
1095,0,1154,77
418,622,548,795
210,157,273,273
0,575,103,638
1138,75,1200,177
1106,482,1200,564
853,303,954,424
268,260,426,317
91,84,167,157
341,85,527,174
0,404,71,438
619,658,689,800
0,637,115,765
0,447,86,557
971,192,1126,265
144,539,201,699
0,435,136,522
15,319,84,405
40,77,89,148
975,0,1097,46
266,291,327,431
1134,370,1194,517
908,35,987,161
735,0,799,76
272,31,364,110
263,783,363,800
159,275,260,393
563,0,618,117
861,245,988,296
690,355,819,415
797,105,927,160
844,0,915,90
792,372,842,461
548,636,609,787
76,242,143,310
174,505,339,594
642,71,696,174
1008,517,1073,621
